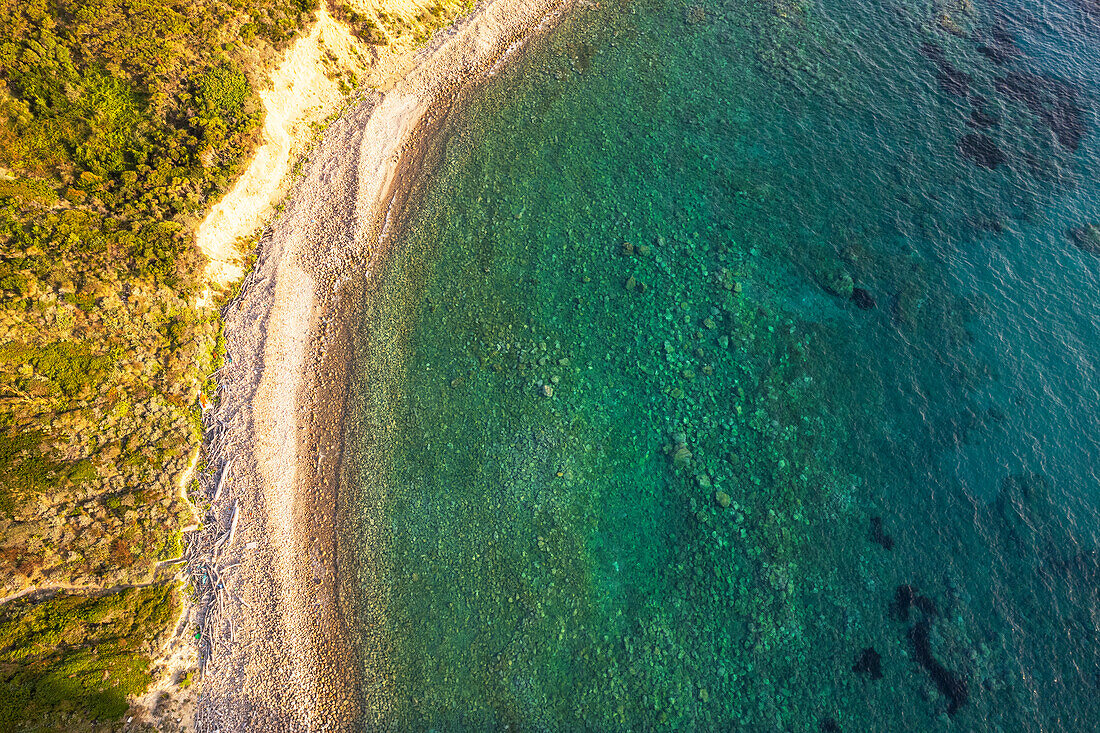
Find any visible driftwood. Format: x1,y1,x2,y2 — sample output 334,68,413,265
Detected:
212,530,231,556
213,459,232,503
227,500,241,548
184,227,274,733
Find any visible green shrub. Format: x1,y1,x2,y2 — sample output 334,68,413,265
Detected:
197,65,250,120
66,460,97,484
29,342,115,399
0,177,56,204
0,429,63,515
0,584,179,728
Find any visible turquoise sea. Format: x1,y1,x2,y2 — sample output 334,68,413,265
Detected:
340,0,1100,728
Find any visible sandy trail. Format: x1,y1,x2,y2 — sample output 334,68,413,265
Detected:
193,0,572,729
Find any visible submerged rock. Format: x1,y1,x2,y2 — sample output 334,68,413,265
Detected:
957,133,1006,170
1067,223,1100,255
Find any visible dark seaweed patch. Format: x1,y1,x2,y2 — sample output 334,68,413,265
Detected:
891,584,939,621
994,71,1087,150
966,213,1006,233
852,288,877,310
937,67,972,97
1067,223,1100,254
957,133,1006,169
918,41,947,64
908,619,970,715
918,42,971,96
891,584,917,620
914,595,939,617
1040,549,1100,586
968,98,1000,129
869,515,893,548
853,647,883,680
975,26,1021,64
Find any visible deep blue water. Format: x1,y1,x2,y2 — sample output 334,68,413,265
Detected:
341,0,1100,728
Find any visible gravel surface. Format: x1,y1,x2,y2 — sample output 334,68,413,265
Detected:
192,0,571,728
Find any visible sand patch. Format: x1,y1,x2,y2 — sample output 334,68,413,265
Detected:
195,5,368,303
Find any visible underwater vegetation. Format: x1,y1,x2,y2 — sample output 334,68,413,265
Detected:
337,0,1100,728
958,133,1007,169
1066,222,1100,254
908,618,970,716
853,647,883,680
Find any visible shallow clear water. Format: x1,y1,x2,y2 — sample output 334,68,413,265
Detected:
343,0,1100,728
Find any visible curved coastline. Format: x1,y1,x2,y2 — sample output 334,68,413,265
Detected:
193,0,573,729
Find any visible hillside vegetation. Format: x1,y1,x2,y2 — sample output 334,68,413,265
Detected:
0,584,179,731
0,0,319,593
0,0,316,727
0,0,478,725
332,0,468,47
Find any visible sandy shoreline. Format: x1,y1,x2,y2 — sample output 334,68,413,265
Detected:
192,0,572,728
